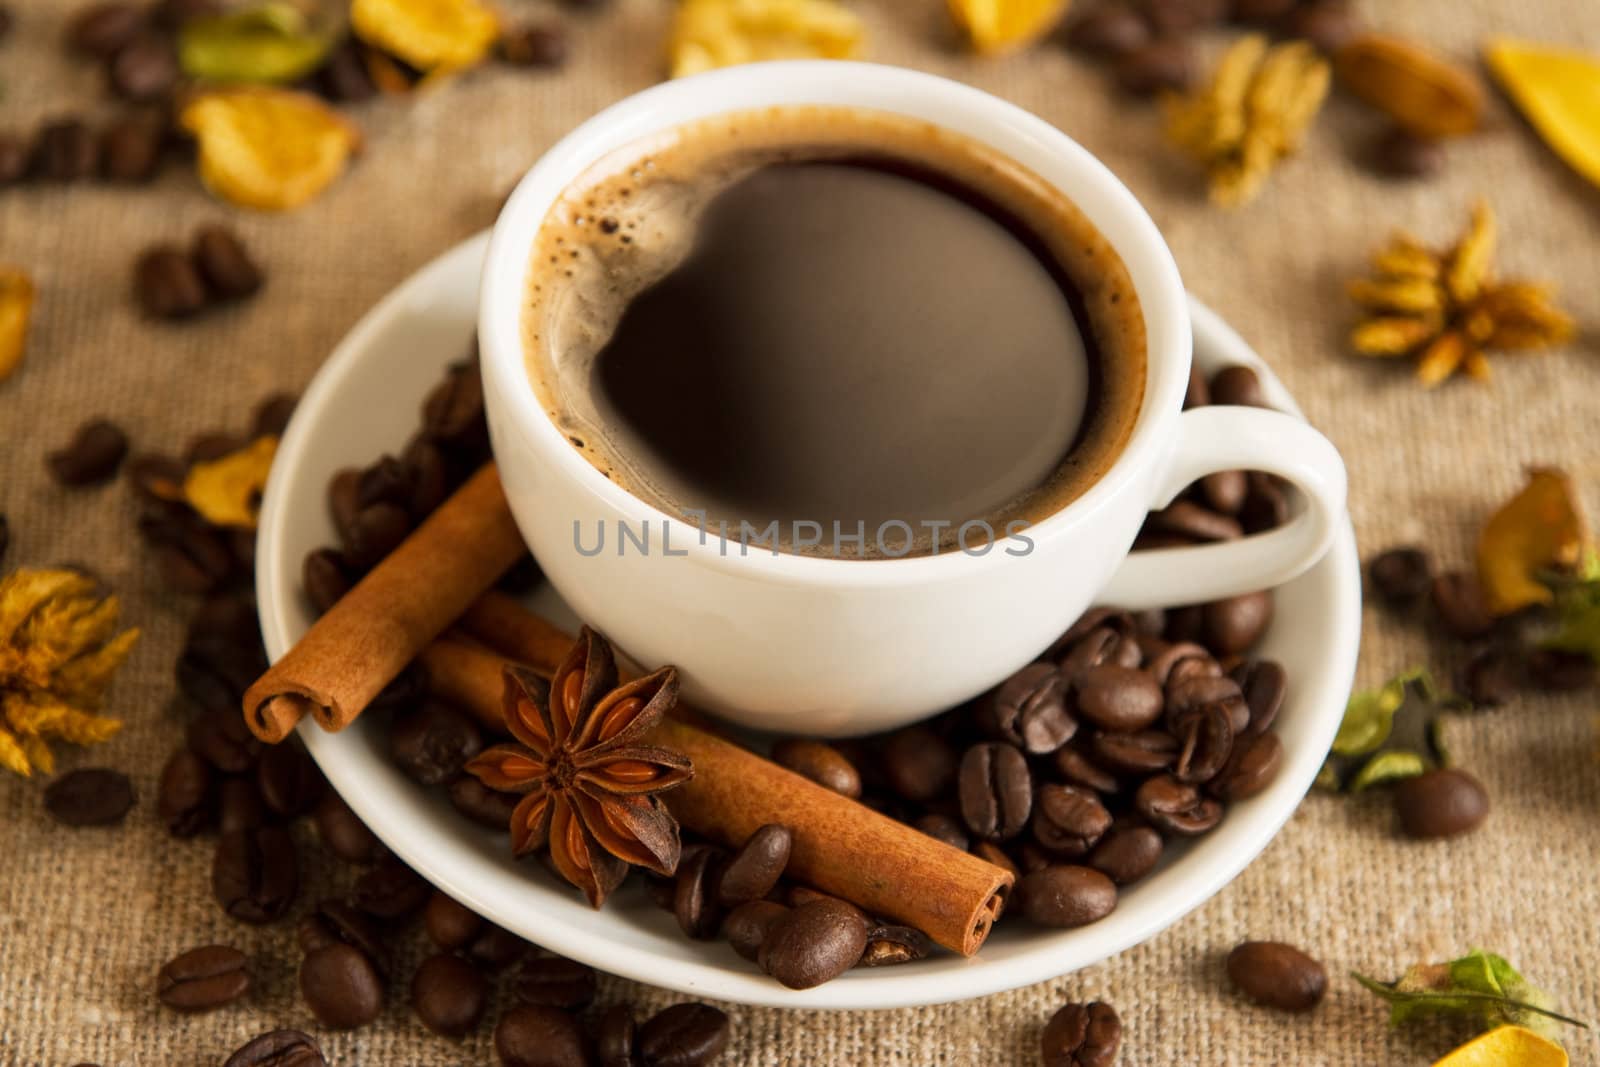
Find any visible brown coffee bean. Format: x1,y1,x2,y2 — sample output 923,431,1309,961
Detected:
638,1002,731,1066
125,453,186,504
411,953,486,1037
1115,39,1195,95
256,743,323,817
496,1005,590,1067
136,246,208,319
982,662,1076,753
512,956,596,1010
0,134,27,185
723,900,789,962
1170,702,1235,784
859,923,932,967
31,119,99,181
159,746,213,836
301,548,352,615
1064,6,1150,57
1240,472,1290,533
314,790,382,864
1142,0,1225,33
67,2,146,56
422,890,483,950
1086,824,1163,885
1042,1000,1122,1067
1146,642,1212,688
1202,591,1274,655
1527,648,1597,691
298,901,385,967
1015,865,1117,927
157,944,250,1012
390,700,483,786
213,827,298,922
716,823,792,906
1031,783,1112,859
1283,0,1357,52
959,741,1032,841
1146,500,1243,543
673,845,724,939
300,942,382,1029
759,898,869,989
1227,940,1327,1011
1211,731,1282,799
500,21,568,67
193,224,263,301
345,501,411,569
1231,658,1286,734
108,35,179,101
218,778,266,834
1369,126,1444,178
353,854,431,920
1431,571,1494,640
881,725,957,802
1076,664,1163,732
357,455,411,509
1167,673,1249,734
970,838,1020,880
142,512,237,593
1209,364,1266,407
1135,774,1222,835
48,419,129,486
449,774,519,829
597,1004,637,1067
177,635,262,718
1394,768,1488,838
913,812,970,851
100,112,165,181
1052,744,1122,794
1089,729,1177,775
1367,545,1432,607
770,738,861,797
422,362,487,445
223,1029,326,1067
1057,623,1142,681
44,767,134,826
1200,469,1248,515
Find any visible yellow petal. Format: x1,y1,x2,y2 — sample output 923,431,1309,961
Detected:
1334,32,1484,138
350,0,498,72
1415,330,1467,386
1431,1025,1567,1067
20,734,54,776
1348,276,1444,314
0,727,30,776
0,266,34,385
1372,237,1442,281
183,435,278,528
668,0,864,78
180,88,359,211
1477,467,1588,615
1486,37,1600,190
1350,316,1438,356
949,0,1069,54
1445,201,1495,305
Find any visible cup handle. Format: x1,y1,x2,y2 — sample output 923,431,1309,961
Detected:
1096,405,1348,611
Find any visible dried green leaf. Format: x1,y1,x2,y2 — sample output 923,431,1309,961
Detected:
1354,950,1588,1041
180,2,336,85
1347,749,1427,791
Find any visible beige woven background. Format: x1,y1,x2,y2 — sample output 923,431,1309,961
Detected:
3,0,1599,1063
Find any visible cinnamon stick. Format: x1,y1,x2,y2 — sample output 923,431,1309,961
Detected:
243,464,527,743
422,628,1012,957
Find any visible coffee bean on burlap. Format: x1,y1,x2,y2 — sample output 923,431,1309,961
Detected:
596,1004,637,1067
299,943,382,1029
44,767,135,826
495,1005,591,1067
157,944,250,1012
100,111,165,181
1227,941,1327,1011
222,1029,326,1067
352,854,431,920
256,743,324,817
158,746,213,836
411,953,487,1037
513,956,597,1010
1393,768,1488,839
193,224,264,301
107,34,179,101
66,2,147,56
1114,39,1195,95
1042,1000,1122,1067
136,247,208,319
213,827,298,923
313,790,382,864
298,901,386,969
1064,6,1149,57
218,778,266,834
637,1002,731,1067
423,890,483,950
47,419,129,485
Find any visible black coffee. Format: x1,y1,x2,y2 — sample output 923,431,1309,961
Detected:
524,107,1145,557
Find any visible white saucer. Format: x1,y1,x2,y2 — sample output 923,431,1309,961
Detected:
256,232,1361,1010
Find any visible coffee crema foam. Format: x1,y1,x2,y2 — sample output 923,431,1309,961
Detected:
521,105,1147,558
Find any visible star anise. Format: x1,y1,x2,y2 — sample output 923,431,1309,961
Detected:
464,627,692,908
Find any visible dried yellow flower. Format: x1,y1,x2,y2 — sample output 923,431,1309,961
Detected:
350,0,498,74
1348,202,1575,387
184,435,278,529
948,0,1069,55
180,88,360,211
0,267,35,385
1485,38,1600,191
1477,468,1589,617
668,0,864,79
1164,35,1329,207
0,569,138,777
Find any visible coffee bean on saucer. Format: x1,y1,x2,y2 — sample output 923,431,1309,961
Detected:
912,812,970,852
1210,731,1282,799
389,700,482,786
1076,664,1163,732
298,901,386,966
1015,866,1117,928
256,743,324,817
159,747,214,836
218,778,266,834
108,34,179,101
157,944,250,1012
1089,729,1177,775
513,956,597,1010
402,439,450,518
136,246,208,319
722,900,790,962
412,953,486,1037
1086,824,1163,885
223,1029,326,1067
423,890,483,950
1240,472,1290,533
1184,363,1210,408
1052,745,1121,795
314,790,382,864
1042,1000,1122,1067
352,854,430,921
1431,571,1494,640
759,898,869,989
44,767,135,826
302,548,353,615
1393,768,1488,838
716,823,792,906
357,455,411,509
770,739,861,797
958,741,1032,841
496,1005,590,1067
1115,39,1196,96
674,845,724,940
300,942,382,1029
344,501,411,570
48,419,129,486
1145,501,1243,543
981,662,1076,753
422,362,487,446
213,827,299,923
500,21,568,67
638,1002,731,1066
193,224,263,301
1032,784,1112,858
1202,591,1274,655
1064,6,1150,58
1231,658,1286,734
860,923,932,967
1135,774,1222,835
100,111,165,181
1227,941,1327,1011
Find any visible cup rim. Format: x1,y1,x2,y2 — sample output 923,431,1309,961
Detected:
479,60,1190,588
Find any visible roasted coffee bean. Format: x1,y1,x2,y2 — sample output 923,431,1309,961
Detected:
315,38,376,102
970,838,1020,879
1231,658,1286,734
1167,673,1249,735
771,739,861,797
1052,745,1121,794
136,247,208,319
1170,703,1234,784
913,812,970,851
48,419,129,486
1115,39,1196,95
159,747,213,836
1200,469,1248,515
1209,364,1266,407
125,453,187,503
1031,784,1112,858
412,953,486,1037
1042,1000,1122,1067
186,712,259,774
596,1004,637,1067
353,854,430,921
213,827,298,922
108,35,179,100
100,111,165,181
759,898,869,990
223,1029,326,1067
982,662,1076,753
881,725,957,802
1240,472,1290,533
44,767,134,826
1015,866,1117,928
1143,0,1226,33
1086,824,1163,885
401,438,450,518
723,900,789,962
674,845,724,939
1461,645,1518,706
638,1002,731,1066
1526,648,1597,691
716,823,792,906
344,501,411,570
67,2,146,55
1210,731,1282,799
1282,0,1357,52
327,467,362,544
470,923,532,971
1370,126,1444,178
256,743,323,817
143,512,237,593
860,923,932,967
314,790,381,864
1367,545,1433,607
1146,642,1212,688
31,119,99,181
1201,591,1273,655
958,742,1032,841
513,955,596,1010
1146,500,1243,543
423,890,483,950
1431,570,1494,640
449,774,519,829
1076,664,1163,732
218,778,266,834
1058,624,1142,680
1063,5,1149,57
390,701,482,786
0,134,27,185
300,902,380,962
1088,729,1177,775
301,548,352,615
299,942,382,1029
177,636,261,717
157,944,250,1012
357,455,411,509
193,224,263,300
1135,774,1222,835
500,21,568,67
422,362,487,445
1394,768,1488,838
1227,940,1327,1011
496,1005,590,1067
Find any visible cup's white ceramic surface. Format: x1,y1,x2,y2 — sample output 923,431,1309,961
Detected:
479,61,1348,736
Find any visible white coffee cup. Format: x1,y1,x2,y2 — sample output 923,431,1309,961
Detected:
479,61,1347,736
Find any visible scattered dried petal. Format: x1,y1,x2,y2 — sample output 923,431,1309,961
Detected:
180,87,360,211
350,0,498,73
1334,33,1484,139
1485,37,1600,191
0,267,34,384
183,435,279,528
668,0,864,79
948,0,1070,55
1477,468,1589,616
179,2,336,85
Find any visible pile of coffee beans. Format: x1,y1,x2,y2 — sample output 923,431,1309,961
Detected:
135,223,263,320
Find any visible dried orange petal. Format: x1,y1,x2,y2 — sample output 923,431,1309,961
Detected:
949,0,1069,55
1431,1025,1567,1067
1477,467,1589,616
180,88,359,211
669,0,864,79
1335,33,1483,138
183,436,279,528
1485,37,1600,191
0,267,35,384
350,0,498,73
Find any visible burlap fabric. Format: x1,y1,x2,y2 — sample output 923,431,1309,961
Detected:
3,0,1598,1062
